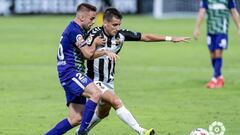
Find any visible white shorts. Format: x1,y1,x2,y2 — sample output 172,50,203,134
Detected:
94,81,114,94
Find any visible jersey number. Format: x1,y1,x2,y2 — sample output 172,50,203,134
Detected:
58,36,64,60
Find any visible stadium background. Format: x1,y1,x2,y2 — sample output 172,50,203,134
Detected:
0,0,240,135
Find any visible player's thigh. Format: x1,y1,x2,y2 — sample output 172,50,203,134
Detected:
100,90,123,110
82,82,101,98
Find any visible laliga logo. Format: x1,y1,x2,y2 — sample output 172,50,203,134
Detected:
190,121,225,135
209,121,225,135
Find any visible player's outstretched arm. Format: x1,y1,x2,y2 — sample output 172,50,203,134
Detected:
194,8,206,40
230,8,240,35
141,34,191,43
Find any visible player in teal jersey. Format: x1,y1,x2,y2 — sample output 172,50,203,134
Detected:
194,0,240,89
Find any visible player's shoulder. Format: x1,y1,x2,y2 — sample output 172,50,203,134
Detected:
64,21,83,35
119,28,139,36
119,28,130,33
89,27,103,34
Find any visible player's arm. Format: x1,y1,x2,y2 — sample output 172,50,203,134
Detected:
194,0,207,40
230,8,240,35
76,36,105,59
194,8,206,40
121,29,190,43
141,34,190,43
229,0,240,35
90,50,119,63
76,28,106,59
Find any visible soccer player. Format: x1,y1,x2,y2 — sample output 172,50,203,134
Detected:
76,8,190,135
45,3,105,135
194,0,240,88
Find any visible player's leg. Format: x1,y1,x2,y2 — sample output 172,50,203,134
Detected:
45,91,86,135
213,49,223,76
206,34,217,88
86,101,112,132
207,34,227,88
101,90,154,135
75,101,111,134
214,34,227,88
77,82,102,134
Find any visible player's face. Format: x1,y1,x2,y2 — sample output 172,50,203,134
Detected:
104,17,121,36
82,11,96,31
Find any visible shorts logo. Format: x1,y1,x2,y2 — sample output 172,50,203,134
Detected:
219,39,227,49
207,36,211,45
96,82,106,90
76,73,88,84
209,121,225,135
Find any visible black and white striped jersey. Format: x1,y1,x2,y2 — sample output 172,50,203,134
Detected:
86,26,141,84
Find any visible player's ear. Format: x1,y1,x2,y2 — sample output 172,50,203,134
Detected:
77,13,85,22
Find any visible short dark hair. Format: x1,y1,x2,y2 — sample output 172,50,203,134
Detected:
103,8,122,22
77,3,97,12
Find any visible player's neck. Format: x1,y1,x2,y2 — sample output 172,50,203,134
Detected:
103,26,111,37
73,18,84,30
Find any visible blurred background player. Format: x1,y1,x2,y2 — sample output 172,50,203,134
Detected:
87,0,112,26
45,3,105,135
194,0,240,89
96,0,112,26
76,8,190,135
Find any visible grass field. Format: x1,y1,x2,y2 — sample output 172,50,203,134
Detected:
0,15,240,135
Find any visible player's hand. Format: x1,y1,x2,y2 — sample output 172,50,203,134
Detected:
94,36,106,46
105,51,119,63
194,28,200,40
172,37,191,43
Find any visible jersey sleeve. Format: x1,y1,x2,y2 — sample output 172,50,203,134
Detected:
69,29,86,48
200,0,208,9
228,0,236,9
85,27,102,46
119,29,141,41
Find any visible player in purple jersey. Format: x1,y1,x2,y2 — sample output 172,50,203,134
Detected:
194,0,240,89
76,8,190,135
45,3,105,135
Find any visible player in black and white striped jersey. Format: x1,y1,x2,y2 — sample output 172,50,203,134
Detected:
86,27,142,88
78,8,190,135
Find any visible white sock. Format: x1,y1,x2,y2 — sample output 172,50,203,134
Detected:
116,106,145,134
86,112,101,132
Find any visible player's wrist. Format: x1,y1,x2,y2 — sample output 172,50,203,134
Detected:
165,36,173,41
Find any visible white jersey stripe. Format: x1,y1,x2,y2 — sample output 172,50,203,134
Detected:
72,77,85,89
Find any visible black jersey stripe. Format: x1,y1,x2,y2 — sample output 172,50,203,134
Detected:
107,38,111,47
107,59,112,83
87,60,94,79
116,44,123,54
99,59,105,81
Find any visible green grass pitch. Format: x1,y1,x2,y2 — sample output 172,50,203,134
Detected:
0,15,240,135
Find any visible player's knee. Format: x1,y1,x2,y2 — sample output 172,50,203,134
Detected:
111,98,122,109
68,114,82,126
98,111,110,119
